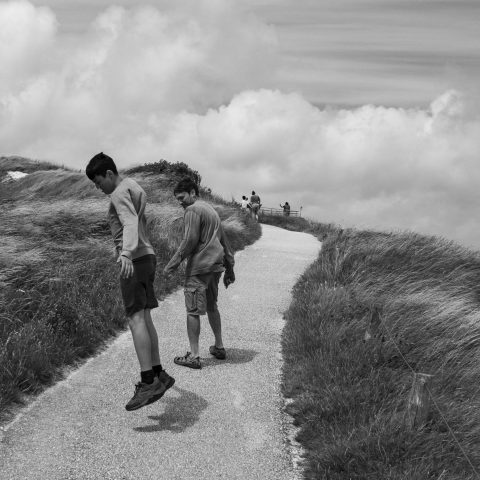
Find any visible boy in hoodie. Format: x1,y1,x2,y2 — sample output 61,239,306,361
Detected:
86,152,174,411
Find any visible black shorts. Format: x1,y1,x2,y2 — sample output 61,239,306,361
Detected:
184,272,222,316
120,254,159,317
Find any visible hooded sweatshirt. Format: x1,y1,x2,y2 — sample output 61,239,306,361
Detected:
108,178,155,260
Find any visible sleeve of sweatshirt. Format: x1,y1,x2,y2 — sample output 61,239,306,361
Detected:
165,209,201,270
110,188,139,260
219,223,235,270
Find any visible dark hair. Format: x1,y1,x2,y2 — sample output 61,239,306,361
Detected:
85,152,118,180
252,190,255,195
174,177,199,196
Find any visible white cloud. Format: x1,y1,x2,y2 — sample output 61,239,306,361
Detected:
160,88,480,248
0,0,57,93
0,0,278,156
2,1,480,249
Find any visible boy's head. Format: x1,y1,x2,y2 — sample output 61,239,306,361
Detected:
174,177,199,209
86,152,119,194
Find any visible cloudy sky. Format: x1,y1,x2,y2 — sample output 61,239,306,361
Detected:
2,0,480,248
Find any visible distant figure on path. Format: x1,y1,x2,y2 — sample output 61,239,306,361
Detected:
86,152,175,411
241,195,249,211
164,177,236,369
250,190,261,221
280,202,290,216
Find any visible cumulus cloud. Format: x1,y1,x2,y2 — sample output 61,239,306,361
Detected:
161,88,480,248
0,0,278,157
0,0,57,92
2,1,480,248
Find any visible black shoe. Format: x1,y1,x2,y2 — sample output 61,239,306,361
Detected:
125,377,165,411
209,345,226,360
146,370,175,405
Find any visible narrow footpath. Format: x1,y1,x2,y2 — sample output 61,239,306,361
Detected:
0,224,321,480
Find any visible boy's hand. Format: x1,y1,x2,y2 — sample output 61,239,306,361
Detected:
223,269,235,288
118,255,134,279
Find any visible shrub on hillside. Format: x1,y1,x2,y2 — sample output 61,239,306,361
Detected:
125,159,202,186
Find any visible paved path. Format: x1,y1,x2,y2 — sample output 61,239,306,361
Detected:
0,224,320,480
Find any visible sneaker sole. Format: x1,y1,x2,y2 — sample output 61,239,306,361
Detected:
125,396,154,412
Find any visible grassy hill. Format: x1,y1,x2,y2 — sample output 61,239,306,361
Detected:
260,214,480,479
0,157,261,423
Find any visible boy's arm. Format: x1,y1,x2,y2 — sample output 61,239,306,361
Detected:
164,210,201,272
219,223,234,270
111,189,139,260
219,223,235,288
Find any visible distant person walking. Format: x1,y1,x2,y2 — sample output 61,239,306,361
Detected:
250,190,261,221
86,152,174,412
164,177,236,369
241,195,249,211
280,202,291,216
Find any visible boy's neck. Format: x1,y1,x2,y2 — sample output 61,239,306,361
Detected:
112,175,123,191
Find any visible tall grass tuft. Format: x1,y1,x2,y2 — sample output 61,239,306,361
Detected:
283,226,480,479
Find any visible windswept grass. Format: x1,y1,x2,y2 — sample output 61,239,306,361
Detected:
283,226,480,479
260,211,341,239
0,160,261,422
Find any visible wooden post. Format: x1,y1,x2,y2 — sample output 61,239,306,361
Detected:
405,373,433,429
364,306,384,363
364,306,381,342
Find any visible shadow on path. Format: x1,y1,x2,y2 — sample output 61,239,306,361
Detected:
134,386,208,433
201,347,259,368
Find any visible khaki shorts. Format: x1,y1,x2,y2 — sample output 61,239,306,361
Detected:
184,272,222,316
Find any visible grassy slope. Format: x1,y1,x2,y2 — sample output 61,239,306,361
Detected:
0,158,261,422
261,214,480,479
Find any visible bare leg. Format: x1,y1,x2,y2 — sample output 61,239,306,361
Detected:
144,309,161,366
187,313,201,357
207,308,223,349
128,309,152,371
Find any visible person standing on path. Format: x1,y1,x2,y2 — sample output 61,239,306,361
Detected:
164,177,236,369
280,202,290,216
86,152,175,411
240,195,249,212
250,190,261,221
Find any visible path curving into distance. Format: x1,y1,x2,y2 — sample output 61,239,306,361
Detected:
0,224,321,480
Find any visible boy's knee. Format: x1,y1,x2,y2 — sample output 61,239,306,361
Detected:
128,310,145,327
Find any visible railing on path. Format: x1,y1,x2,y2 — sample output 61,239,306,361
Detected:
259,207,302,217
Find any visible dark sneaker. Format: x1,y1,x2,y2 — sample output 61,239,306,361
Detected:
145,370,176,405
125,377,165,411
174,351,201,369
209,345,226,360
158,370,175,390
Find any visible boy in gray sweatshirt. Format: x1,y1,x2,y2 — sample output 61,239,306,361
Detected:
86,152,174,411
164,177,235,369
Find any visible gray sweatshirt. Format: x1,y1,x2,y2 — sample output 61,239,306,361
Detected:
108,178,155,260
165,200,234,277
